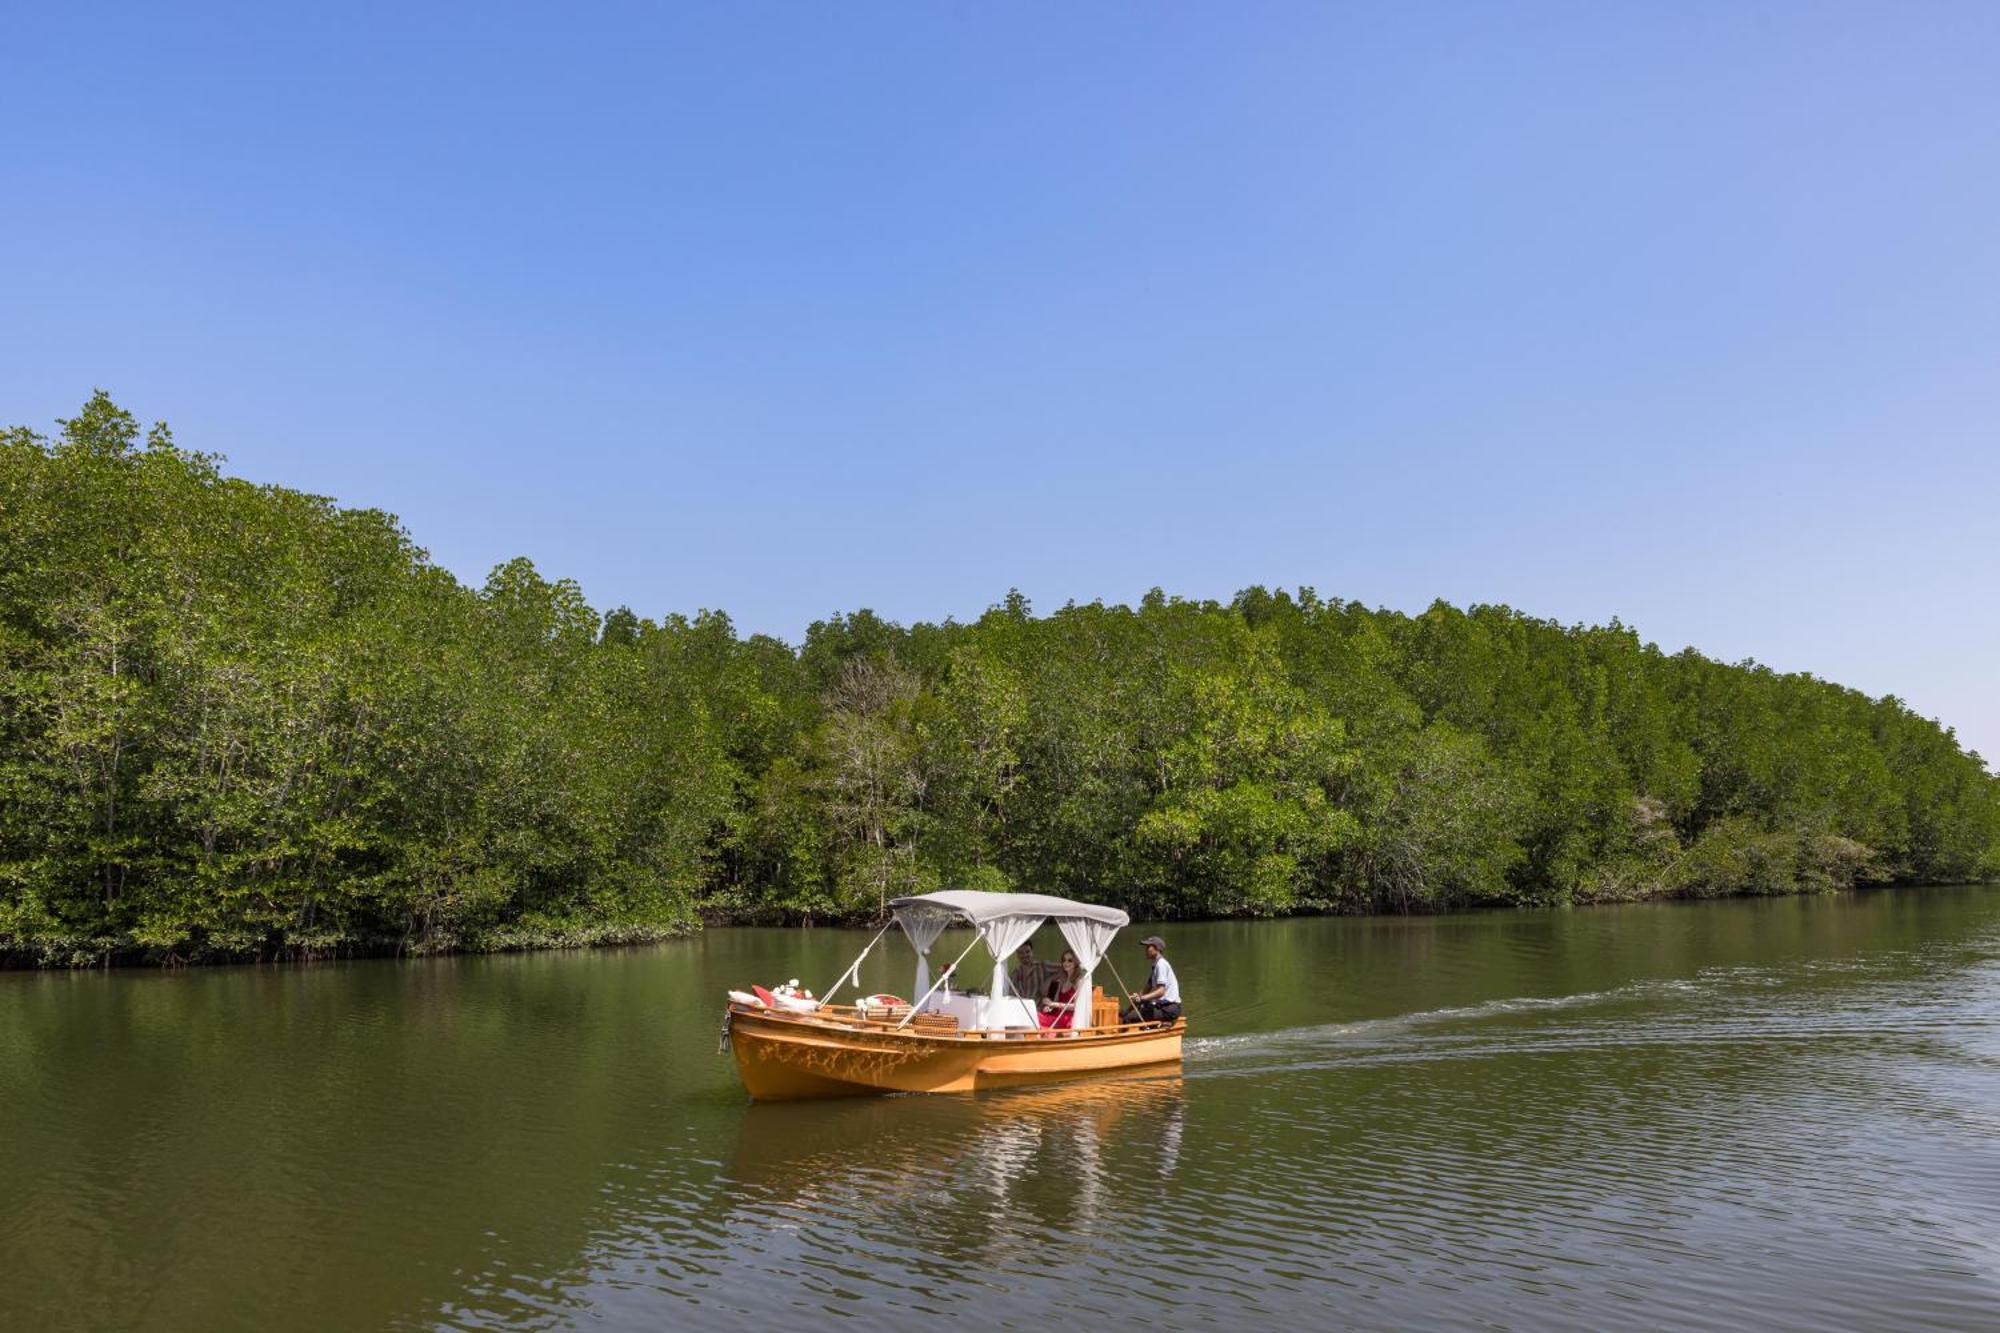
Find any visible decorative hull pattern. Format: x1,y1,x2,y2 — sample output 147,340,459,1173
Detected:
725,1004,1184,1101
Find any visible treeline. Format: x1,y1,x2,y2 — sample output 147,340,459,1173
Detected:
3,394,1996,963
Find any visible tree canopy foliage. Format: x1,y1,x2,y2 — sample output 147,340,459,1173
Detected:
4,395,1996,963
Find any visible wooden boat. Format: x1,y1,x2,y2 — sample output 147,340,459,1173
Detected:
725,999,1184,1100
721,890,1183,1101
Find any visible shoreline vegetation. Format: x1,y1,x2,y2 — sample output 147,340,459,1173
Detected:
4,394,1997,968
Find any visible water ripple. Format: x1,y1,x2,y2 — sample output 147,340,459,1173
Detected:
8,891,2000,1330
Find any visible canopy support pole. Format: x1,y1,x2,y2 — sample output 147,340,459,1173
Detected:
896,933,987,1029
816,920,894,1008
1104,955,1148,1026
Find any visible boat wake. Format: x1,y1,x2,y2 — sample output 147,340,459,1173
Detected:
1186,978,1668,1057
1180,963,1993,1079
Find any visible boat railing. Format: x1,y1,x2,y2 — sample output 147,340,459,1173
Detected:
730,999,1179,1041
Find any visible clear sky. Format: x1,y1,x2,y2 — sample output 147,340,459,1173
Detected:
5,3,1997,762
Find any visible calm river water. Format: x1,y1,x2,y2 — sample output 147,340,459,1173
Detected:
5,888,2000,1330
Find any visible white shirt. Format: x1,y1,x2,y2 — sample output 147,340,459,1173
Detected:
1148,955,1181,1005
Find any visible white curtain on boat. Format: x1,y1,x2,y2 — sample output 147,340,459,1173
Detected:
1053,916,1118,974
1054,915,1120,1031
895,903,954,1000
978,914,1042,1001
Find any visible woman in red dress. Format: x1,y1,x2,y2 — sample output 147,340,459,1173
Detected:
1038,950,1082,1029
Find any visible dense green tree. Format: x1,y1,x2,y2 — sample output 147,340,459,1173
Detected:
2,395,1995,964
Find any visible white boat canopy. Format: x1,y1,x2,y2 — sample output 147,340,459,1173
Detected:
888,890,1130,1029
889,890,1129,930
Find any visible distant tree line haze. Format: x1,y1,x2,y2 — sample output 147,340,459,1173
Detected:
4,394,1996,965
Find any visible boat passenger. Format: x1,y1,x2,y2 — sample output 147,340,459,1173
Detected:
1121,936,1182,1024
1009,943,1051,1002
1038,951,1082,1029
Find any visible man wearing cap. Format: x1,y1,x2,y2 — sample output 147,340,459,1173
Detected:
1122,936,1182,1024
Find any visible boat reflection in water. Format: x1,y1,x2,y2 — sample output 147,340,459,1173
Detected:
723,1072,1187,1250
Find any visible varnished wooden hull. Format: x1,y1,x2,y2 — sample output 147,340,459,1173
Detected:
724,1004,1184,1101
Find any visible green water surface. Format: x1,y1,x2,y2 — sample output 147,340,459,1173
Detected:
5,888,1999,1330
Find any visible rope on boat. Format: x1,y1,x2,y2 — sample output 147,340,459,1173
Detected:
895,932,988,1029
717,1007,733,1054
817,919,895,1009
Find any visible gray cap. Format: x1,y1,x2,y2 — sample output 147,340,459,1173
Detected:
1141,935,1167,949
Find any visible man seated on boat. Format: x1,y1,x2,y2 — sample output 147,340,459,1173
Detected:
1009,943,1052,1003
1121,936,1182,1024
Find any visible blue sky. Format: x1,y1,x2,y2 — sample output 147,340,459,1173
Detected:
5,3,1997,762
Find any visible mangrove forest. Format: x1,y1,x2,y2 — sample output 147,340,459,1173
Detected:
3,393,1996,964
